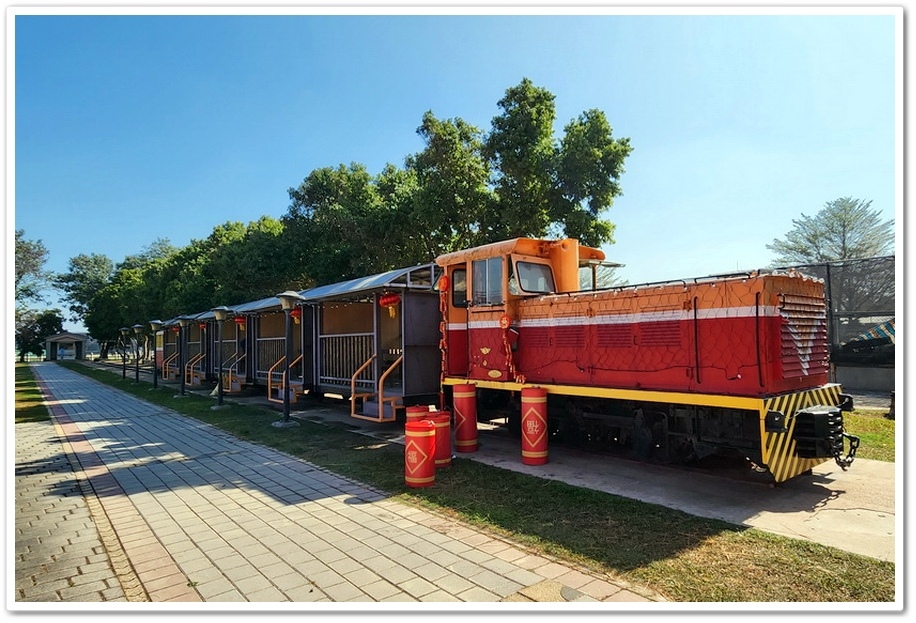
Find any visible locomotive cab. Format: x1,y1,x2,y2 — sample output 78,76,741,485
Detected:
436,238,607,382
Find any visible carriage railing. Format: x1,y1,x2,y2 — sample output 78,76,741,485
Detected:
162,350,180,380
350,353,403,423
255,337,284,380
267,354,303,404
318,333,375,391
184,350,206,386
220,349,246,393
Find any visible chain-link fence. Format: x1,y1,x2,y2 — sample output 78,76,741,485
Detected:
782,256,895,366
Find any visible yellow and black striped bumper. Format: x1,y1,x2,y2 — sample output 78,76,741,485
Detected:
760,384,844,483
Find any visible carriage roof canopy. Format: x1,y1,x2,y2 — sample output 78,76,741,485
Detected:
226,295,290,315
299,264,436,303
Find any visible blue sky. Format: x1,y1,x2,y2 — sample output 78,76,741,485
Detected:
10,5,901,332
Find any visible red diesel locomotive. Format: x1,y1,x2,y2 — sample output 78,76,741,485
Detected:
435,237,859,483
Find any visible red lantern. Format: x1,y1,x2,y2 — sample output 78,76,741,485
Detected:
233,316,246,332
378,292,401,318
198,322,206,330
290,307,302,325
436,275,450,292
172,327,179,334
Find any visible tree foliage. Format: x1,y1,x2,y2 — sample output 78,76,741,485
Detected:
15,229,50,304
406,111,494,256
283,77,632,278
15,229,58,358
554,109,631,246
15,308,63,361
483,79,633,246
767,197,895,265
54,253,115,323
285,163,405,283
77,219,306,348
483,78,559,239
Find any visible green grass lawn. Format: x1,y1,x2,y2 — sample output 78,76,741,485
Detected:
843,409,895,462
20,361,897,603
14,363,52,424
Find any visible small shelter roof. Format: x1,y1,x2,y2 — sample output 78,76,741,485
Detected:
45,331,90,343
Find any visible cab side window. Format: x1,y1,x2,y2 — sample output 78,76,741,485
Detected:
452,268,468,308
472,258,504,306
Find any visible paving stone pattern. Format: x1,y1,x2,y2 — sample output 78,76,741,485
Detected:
14,362,664,607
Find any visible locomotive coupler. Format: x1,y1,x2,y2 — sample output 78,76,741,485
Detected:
834,432,860,470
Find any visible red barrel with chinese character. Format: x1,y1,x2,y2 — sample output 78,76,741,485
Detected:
430,412,452,468
404,419,436,488
452,384,478,453
520,387,548,465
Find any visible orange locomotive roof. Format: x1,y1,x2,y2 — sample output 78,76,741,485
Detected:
435,237,606,266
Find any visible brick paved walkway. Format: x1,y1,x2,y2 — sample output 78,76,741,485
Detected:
13,362,664,608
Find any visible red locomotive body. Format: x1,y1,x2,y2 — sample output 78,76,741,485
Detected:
513,272,830,398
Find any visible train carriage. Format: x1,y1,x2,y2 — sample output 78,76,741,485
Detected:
299,263,441,422
435,237,859,483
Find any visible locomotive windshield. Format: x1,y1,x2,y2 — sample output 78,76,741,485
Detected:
512,260,556,294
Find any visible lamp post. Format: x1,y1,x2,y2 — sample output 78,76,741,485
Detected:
274,291,305,428
176,316,191,398
149,320,162,389
132,324,144,383
211,306,231,410
119,327,130,379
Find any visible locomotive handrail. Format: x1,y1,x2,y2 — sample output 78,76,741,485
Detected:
545,271,765,298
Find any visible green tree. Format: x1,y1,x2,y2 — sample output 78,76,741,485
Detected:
767,197,895,264
15,308,63,362
283,78,633,286
54,253,115,324
483,78,558,239
406,111,494,256
83,266,147,354
196,217,308,306
483,78,632,246
285,163,393,283
373,163,429,268
15,229,50,305
554,109,632,247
